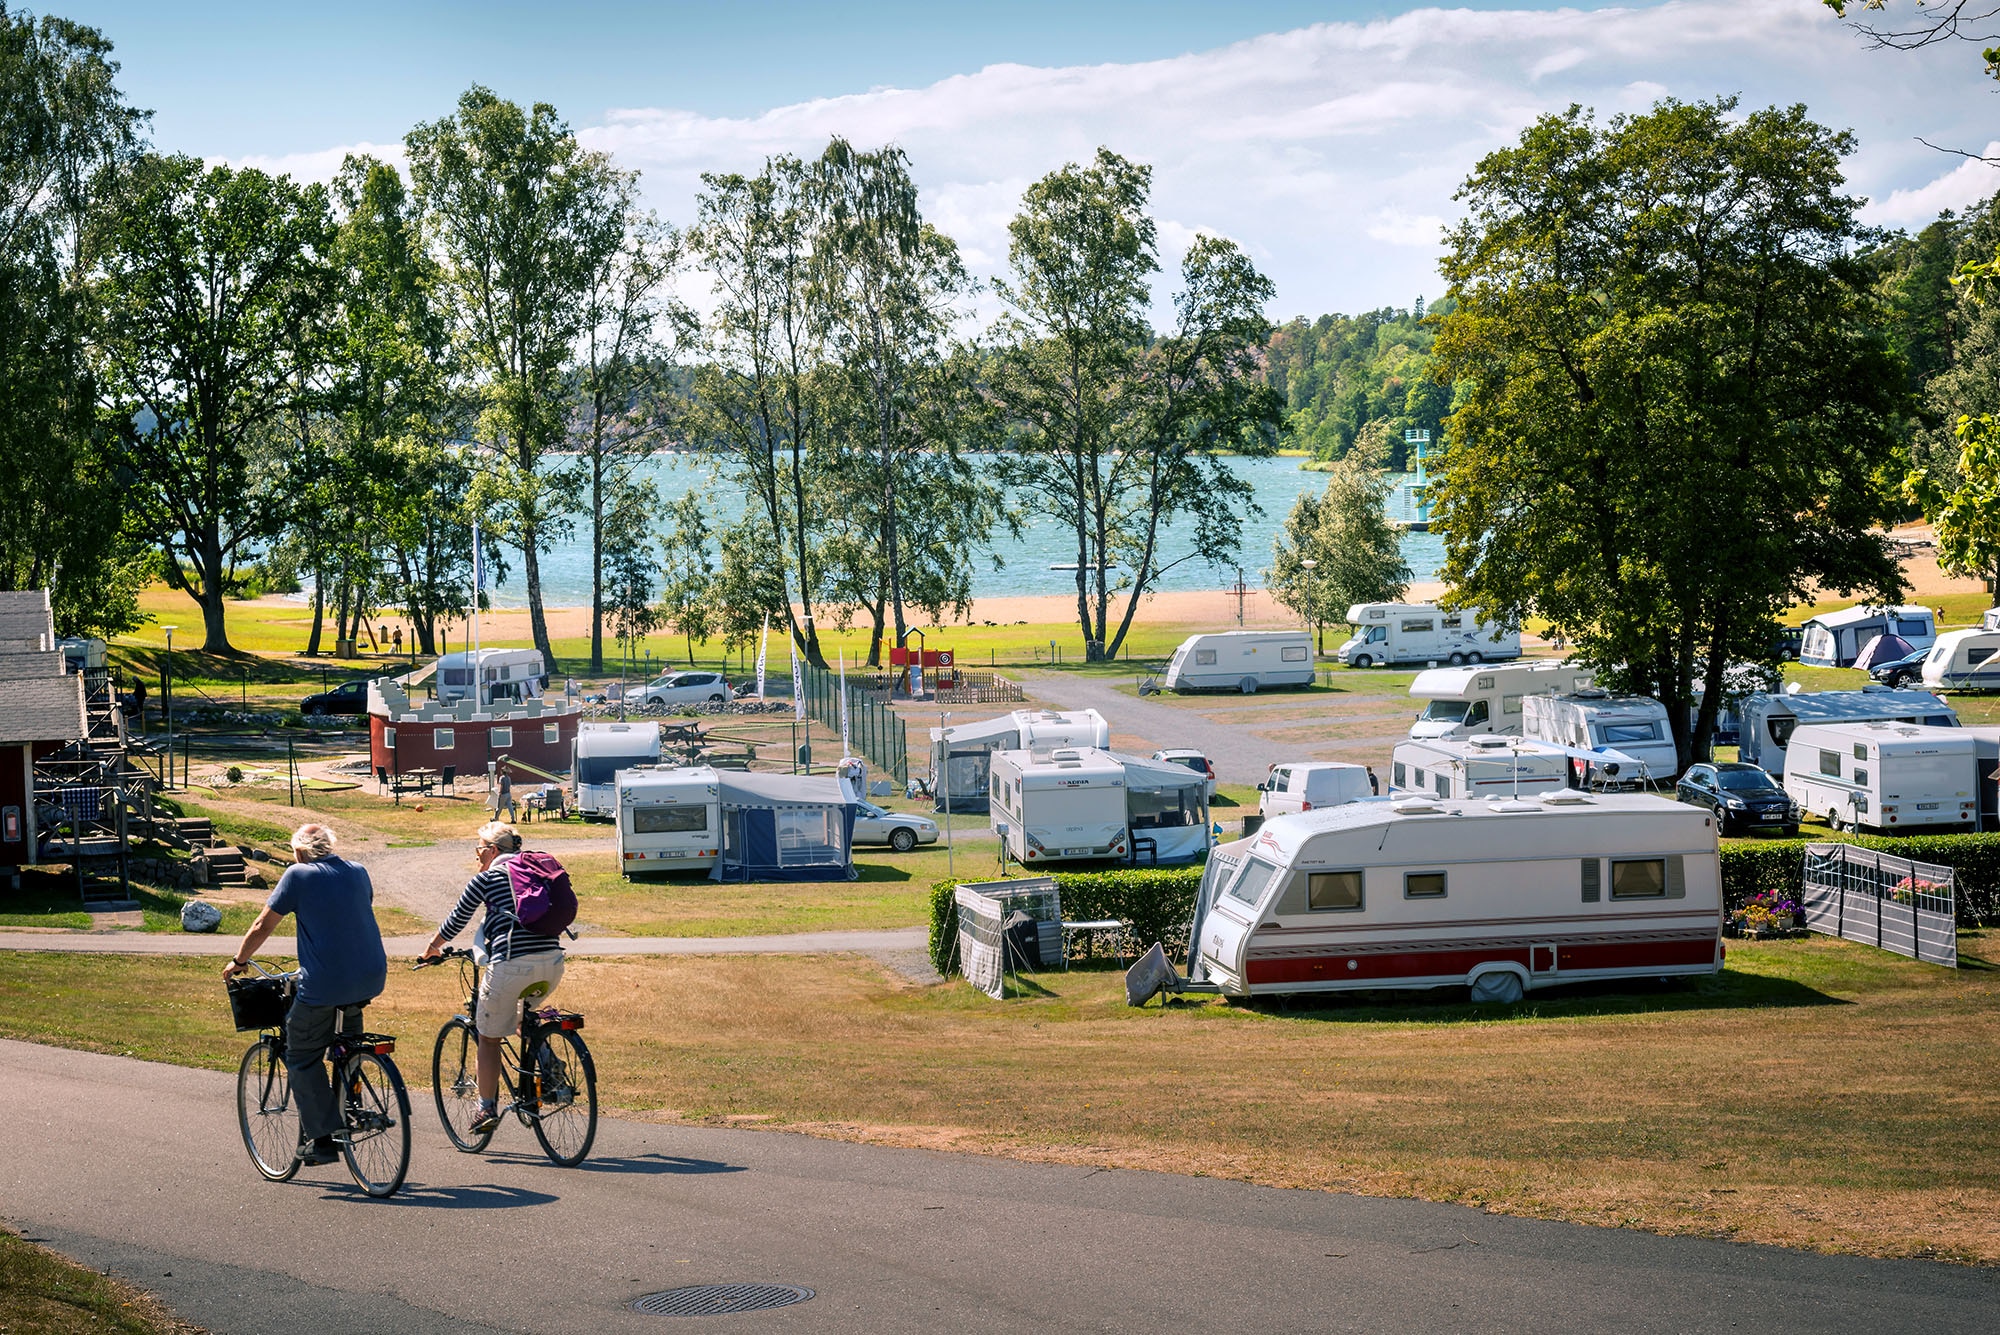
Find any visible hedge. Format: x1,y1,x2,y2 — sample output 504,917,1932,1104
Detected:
1722,833,2000,925
927,867,1204,976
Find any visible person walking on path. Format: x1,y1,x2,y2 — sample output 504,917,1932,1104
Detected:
492,770,515,822
222,824,387,1165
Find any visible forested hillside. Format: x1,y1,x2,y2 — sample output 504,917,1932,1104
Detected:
1262,299,1453,467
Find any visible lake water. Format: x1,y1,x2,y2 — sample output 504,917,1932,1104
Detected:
483,453,1444,608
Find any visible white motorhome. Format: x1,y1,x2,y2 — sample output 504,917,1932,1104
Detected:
1521,691,1678,787
1407,661,1597,739
1392,735,1570,800
1782,722,1977,834
929,708,1112,813
1737,688,1958,776
1798,605,1936,668
435,647,548,709
1163,630,1315,693
1335,603,1520,670
989,747,1128,865
572,722,662,817
1920,628,2000,691
1182,791,1722,1001
615,765,722,874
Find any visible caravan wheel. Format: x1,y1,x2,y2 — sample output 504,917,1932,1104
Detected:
1448,652,1466,666
1469,970,1525,1004
1468,652,1484,664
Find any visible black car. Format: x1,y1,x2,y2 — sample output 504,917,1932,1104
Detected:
1868,647,1930,690
1675,761,1797,836
301,679,369,716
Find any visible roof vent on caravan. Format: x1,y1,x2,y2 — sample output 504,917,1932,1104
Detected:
1539,790,1594,805
1390,796,1448,815
1485,797,1544,813
1467,734,1510,749
1571,688,1611,700
1048,748,1083,766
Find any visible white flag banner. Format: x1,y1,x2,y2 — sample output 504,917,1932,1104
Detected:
790,638,805,721
755,614,768,699
839,650,851,757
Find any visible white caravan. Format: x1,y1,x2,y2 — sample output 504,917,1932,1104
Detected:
1183,791,1721,1001
1920,628,2000,691
989,747,1128,866
929,708,1111,813
435,647,548,709
572,722,662,817
1392,735,1571,799
1163,630,1315,693
1798,605,1936,668
615,765,722,873
1737,688,1958,776
1334,603,1521,670
1782,722,1977,834
1258,762,1376,818
1407,660,1598,740
1521,691,1678,786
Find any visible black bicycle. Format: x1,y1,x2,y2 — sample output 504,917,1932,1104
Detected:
416,947,597,1166
229,963,411,1198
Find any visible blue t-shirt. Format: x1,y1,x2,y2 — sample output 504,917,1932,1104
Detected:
266,856,388,1007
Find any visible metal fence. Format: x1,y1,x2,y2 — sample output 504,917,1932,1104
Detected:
800,663,908,784
1801,842,1958,968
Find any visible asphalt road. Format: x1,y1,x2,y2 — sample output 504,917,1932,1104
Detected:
6,1039,1995,1334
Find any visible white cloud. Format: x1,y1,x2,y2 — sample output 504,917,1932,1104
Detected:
225,1,1999,317
215,141,406,183
1868,143,2000,226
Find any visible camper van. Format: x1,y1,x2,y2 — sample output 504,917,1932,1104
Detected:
573,722,662,817
1163,630,1315,693
1920,627,2000,691
1521,691,1678,786
1798,605,1936,668
1782,722,1977,834
615,765,722,873
1407,661,1597,739
989,747,1128,865
1258,763,1375,817
1737,688,1958,776
930,708,1110,814
435,647,549,709
1334,603,1521,670
1183,791,1722,1001
1392,735,1570,799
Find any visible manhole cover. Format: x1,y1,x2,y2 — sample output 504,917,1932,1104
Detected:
632,1283,815,1317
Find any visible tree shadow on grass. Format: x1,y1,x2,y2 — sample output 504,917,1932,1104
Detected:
1248,967,1844,1025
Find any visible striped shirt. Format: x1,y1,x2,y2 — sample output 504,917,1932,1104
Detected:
438,854,562,962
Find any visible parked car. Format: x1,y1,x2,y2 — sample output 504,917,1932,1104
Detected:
636,671,731,707
1869,647,1930,690
1673,761,1797,837
1151,748,1216,798
300,679,369,716
852,801,938,852
1258,762,1374,818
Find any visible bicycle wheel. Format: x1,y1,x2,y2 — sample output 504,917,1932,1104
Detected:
337,1051,410,1198
432,1016,493,1153
527,1029,598,1167
236,1038,301,1182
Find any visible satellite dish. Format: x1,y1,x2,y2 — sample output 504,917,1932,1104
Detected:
1786,681,1803,696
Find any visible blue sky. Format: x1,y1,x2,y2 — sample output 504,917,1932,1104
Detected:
51,1,2000,317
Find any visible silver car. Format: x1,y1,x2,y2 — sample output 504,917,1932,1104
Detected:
853,801,939,853
1152,748,1216,799
637,671,731,706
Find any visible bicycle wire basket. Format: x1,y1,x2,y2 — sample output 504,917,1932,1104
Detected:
226,974,294,1032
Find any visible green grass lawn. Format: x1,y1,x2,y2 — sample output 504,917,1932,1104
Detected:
0,1224,195,1334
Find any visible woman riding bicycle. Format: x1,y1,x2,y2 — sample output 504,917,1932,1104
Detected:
420,822,564,1136
223,823,387,1166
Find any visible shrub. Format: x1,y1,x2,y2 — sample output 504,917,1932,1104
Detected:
928,866,1205,976
1721,833,2000,925
225,765,243,785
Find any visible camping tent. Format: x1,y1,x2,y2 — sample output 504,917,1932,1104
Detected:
711,771,858,882
1118,752,1210,865
1852,633,1915,672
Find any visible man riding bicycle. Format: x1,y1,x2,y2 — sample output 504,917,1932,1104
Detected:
223,823,387,1166
421,822,565,1136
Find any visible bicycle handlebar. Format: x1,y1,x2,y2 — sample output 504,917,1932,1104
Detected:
410,946,476,971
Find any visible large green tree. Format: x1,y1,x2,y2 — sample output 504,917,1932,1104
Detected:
1267,457,1411,651
1431,98,1909,772
97,155,336,653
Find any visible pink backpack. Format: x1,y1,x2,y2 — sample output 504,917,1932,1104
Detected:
505,851,577,937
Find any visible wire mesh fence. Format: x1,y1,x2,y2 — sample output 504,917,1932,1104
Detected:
800,663,908,784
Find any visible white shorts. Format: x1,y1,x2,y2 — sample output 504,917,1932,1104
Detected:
476,953,566,1038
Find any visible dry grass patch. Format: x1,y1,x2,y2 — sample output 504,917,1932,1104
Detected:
3,932,1997,1263
0,1225,203,1333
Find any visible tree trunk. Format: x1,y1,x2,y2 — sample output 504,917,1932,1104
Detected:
198,539,231,654
588,451,605,674
305,573,325,657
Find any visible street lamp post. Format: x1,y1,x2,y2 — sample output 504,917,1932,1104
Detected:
160,626,177,789
942,710,952,878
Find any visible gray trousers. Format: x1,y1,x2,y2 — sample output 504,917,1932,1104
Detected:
285,997,368,1141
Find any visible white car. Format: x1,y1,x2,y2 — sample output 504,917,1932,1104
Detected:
637,671,731,707
1151,748,1217,799
853,801,939,852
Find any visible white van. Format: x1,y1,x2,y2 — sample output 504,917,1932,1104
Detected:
1392,736,1570,800
615,765,721,874
989,747,1129,865
573,722,663,817
1520,691,1678,787
1258,762,1376,818
1783,723,1977,834
1407,661,1597,739
1163,630,1315,693
1335,603,1520,670
1920,628,2000,691
1737,688,1958,776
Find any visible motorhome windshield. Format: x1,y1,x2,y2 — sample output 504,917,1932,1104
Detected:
1420,700,1469,722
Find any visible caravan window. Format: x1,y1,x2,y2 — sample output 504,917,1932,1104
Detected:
1442,614,1463,629
1925,714,1953,727
1853,744,1868,760
1130,786,1196,829
1972,648,1997,666
1502,693,1524,716
1307,870,1364,911
1196,648,1218,665
1405,871,1447,899
776,809,840,863
1401,619,1434,634
633,805,706,834
1225,857,1281,908
1600,722,1660,743
1610,859,1667,899
1898,617,1931,637
1393,762,1406,787
1433,772,1449,797
441,668,472,686
1281,645,1309,662
1819,749,1841,778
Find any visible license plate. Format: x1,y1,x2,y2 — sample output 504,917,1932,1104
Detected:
1916,802,1939,810
658,849,689,858
1756,814,1784,822
1063,847,1091,856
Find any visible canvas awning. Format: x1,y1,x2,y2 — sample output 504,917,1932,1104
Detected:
711,772,858,882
